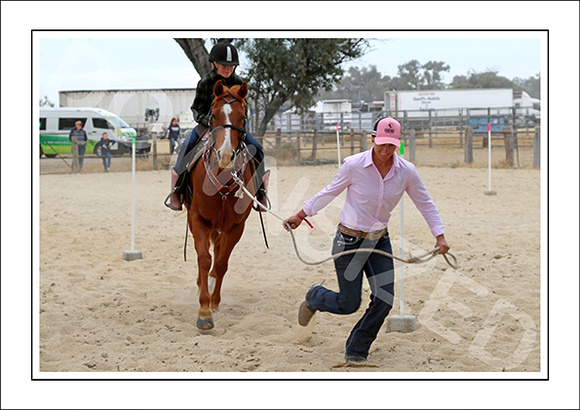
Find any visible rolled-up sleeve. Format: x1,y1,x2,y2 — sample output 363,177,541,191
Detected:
405,167,445,237
303,161,351,217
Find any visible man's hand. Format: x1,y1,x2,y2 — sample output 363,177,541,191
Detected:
435,234,450,255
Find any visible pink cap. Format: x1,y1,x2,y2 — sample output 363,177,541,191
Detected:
374,116,401,147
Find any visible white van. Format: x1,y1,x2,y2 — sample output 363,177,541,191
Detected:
39,107,137,158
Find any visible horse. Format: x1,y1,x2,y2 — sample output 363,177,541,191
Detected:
186,80,258,330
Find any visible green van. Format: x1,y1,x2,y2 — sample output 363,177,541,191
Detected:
39,107,137,158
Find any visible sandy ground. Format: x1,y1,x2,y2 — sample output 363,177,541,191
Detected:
38,156,542,374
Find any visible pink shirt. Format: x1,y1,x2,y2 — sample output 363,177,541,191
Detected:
303,149,445,237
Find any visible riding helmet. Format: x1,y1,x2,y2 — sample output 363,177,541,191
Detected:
209,42,239,66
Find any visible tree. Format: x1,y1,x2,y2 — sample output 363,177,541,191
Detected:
449,69,515,89
174,38,212,76
422,60,450,89
513,74,540,98
174,38,237,77
318,65,392,102
389,60,450,91
175,38,368,137
240,38,369,136
396,60,423,90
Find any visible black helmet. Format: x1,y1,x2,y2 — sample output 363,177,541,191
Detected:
209,42,239,66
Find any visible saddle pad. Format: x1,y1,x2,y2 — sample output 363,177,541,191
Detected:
185,136,210,173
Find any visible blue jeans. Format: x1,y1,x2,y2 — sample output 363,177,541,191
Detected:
307,229,395,361
101,151,111,171
169,137,177,154
77,144,86,170
173,125,264,175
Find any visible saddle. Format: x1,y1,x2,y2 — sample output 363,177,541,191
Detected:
172,135,211,210
174,135,268,212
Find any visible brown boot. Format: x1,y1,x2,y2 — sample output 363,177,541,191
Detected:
165,167,182,211
255,169,270,212
298,300,316,326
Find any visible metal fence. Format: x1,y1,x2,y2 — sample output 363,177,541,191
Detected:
39,106,541,174
258,106,539,135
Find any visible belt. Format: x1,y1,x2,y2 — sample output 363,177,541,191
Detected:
337,223,388,241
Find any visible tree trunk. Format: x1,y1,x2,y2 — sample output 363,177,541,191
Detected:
174,39,212,77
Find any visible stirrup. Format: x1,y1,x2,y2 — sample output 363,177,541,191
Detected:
164,187,182,210
253,189,270,212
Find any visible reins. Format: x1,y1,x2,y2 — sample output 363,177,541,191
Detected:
231,172,458,270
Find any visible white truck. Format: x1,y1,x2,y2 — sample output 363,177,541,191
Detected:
383,88,517,118
383,88,541,131
513,91,541,123
322,99,352,131
385,88,539,119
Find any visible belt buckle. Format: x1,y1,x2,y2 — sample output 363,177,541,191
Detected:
368,228,385,241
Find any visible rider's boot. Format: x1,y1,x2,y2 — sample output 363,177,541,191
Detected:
165,167,183,211
255,169,270,212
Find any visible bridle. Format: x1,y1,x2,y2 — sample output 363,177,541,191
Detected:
203,93,250,200
208,94,247,164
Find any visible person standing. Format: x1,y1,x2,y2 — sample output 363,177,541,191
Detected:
96,132,115,172
166,118,181,155
69,120,88,172
283,116,450,364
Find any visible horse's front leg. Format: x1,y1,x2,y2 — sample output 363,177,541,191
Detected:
190,216,214,330
210,222,246,312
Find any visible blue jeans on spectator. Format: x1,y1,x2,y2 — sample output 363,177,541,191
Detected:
306,229,395,361
101,151,111,171
169,137,177,155
78,144,86,170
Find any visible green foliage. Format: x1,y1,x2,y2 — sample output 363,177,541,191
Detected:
324,63,540,102
318,65,392,102
176,38,540,128
238,38,369,136
449,69,515,89
512,74,541,98
422,61,451,89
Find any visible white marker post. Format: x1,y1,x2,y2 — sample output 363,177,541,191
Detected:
484,122,497,196
336,123,341,167
123,137,143,261
386,141,418,333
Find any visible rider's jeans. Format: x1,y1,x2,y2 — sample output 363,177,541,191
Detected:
306,230,395,361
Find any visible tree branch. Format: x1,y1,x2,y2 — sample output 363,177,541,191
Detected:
174,38,212,77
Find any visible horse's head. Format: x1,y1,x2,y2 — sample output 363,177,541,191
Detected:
210,80,248,169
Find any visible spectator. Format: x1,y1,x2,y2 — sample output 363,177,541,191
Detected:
167,118,181,155
95,132,116,172
69,120,88,171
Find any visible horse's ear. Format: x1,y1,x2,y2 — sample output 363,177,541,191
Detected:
214,80,224,97
238,82,248,100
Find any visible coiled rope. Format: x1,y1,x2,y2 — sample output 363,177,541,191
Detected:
232,172,458,269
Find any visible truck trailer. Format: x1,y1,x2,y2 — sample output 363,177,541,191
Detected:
384,88,539,120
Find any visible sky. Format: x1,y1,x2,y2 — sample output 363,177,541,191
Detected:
38,35,541,106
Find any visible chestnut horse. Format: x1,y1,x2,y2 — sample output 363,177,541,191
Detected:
187,80,257,330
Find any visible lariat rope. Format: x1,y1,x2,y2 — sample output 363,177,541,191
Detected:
231,172,458,269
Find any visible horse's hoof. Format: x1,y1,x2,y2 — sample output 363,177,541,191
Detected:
196,317,214,330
